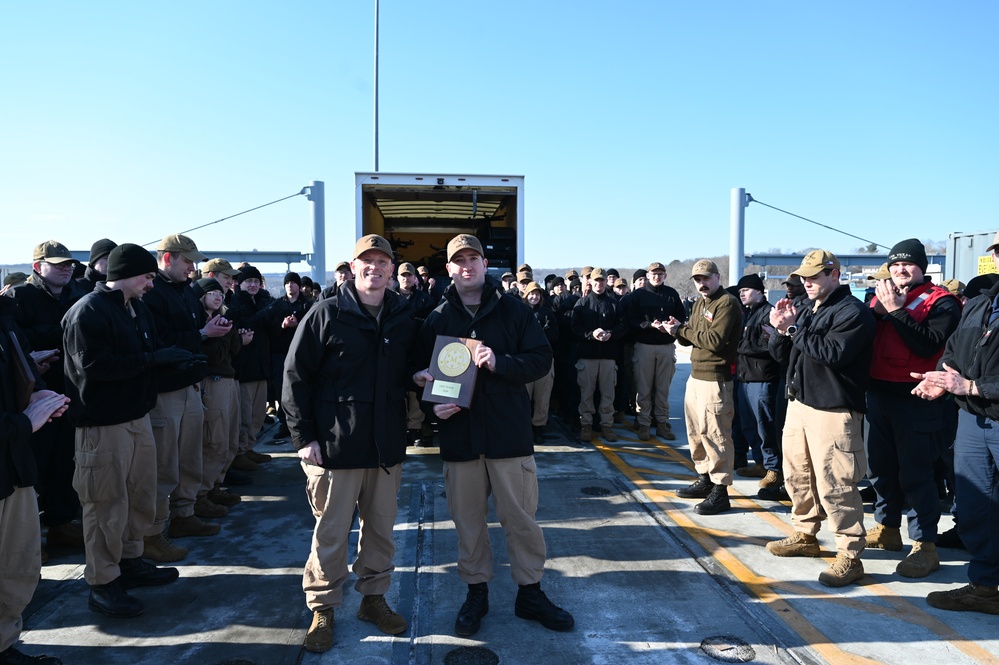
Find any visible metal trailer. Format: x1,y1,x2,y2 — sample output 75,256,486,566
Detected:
355,172,524,277
947,230,999,281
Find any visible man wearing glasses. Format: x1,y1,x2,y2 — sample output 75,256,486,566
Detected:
5,240,87,559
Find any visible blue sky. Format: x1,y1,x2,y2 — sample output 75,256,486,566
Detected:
1,1,996,276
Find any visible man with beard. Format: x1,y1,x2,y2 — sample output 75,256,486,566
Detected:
664,260,741,515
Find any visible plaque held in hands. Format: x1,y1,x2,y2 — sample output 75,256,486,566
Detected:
422,335,481,408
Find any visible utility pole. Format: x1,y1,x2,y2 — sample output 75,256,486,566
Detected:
730,187,748,286
307,181,326,285
373,0,379,172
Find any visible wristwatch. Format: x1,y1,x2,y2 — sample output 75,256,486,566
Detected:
785,324,798,337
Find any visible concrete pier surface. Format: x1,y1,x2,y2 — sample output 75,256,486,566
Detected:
19,352,997,665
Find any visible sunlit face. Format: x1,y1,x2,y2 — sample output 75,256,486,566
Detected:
201,289,224,313
517,279,531,294
803,270,839,301
693,273,721,298
446,249,487,290
739,288,763,306
241,278,261,295
552,283,565,296
285,281,300,299
116,272,156,300
162,253,195,282
889,261,923,289
614,282,629,296
335,268,352,285
526,290,542,306
352,250,393,293
591,277,607,295
648,270,665,287
93,256,109,274
35,260,77,288
502,276,514,288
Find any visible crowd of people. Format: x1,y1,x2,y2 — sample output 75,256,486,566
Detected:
1,231,997,663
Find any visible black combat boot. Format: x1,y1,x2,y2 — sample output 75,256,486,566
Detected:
514,583,574,631
694,484,731,515
455,582,489,636
676,473,713,499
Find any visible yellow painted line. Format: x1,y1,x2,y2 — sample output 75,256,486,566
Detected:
596,440,999,665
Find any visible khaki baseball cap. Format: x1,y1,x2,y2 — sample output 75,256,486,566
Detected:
33,240,76,263
417,265,429,275
353,234,394,260
335,261,351,272
517,270,533,283
501,271,515,280
867,263,891,281
157,234,208,262
518,263,533,274
590,267,607,281
792,250,840,278
203,257,240,276
398,262,416,276
940,278,965,296
781,275,803,287
648,261,666,273
523,281,544,295
690,259,719,278
565,269,579,280
446,234,484,261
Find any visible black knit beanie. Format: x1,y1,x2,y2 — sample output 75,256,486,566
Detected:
284,271,302,287
736,273,766,293
88,238,118,266
238,266,263,283
887,238,928,273
106,244,157,281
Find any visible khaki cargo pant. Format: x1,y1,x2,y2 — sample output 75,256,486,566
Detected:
526,360,555,427
444,455,547,586
238,380,267,454
0,487,40,652
683,377,735,486
74,417,157,585
149,385,204,535
633,342,676,427
577,358,616,427
782,400,867,558
202,376,240,492
302,463,403,611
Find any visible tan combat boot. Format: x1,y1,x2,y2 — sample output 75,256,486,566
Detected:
818,553,865,587
766,532,820,557
759,470,783,489
897,541,940,578
866,523,903,551
304,608,334,652
143,533,188,562
357,595,407,635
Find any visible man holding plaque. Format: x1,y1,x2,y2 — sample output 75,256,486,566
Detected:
283,234,417,654
414,234,574,638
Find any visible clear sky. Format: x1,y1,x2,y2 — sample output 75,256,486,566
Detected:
2,1,996,275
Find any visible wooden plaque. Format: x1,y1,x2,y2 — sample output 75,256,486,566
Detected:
422,335,481,408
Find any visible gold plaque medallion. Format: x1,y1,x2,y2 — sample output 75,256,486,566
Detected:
437,342,471,377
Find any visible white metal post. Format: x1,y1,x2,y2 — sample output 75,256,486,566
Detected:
730,187,747,286
308,180,326,285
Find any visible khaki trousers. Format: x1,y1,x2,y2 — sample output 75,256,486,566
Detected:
576,358,617,427
406,392,425,430
526,360,555,427
302,463,403,611
202,376,240,492
149,385,205,534
633,342,676,427
75,417,157,585
0,487,40,652
443,455,547,586
683,377,735,486
238,380,267,454
782,400,867,558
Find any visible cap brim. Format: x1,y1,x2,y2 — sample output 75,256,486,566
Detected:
181,250,209,262
987,244,999,254
690,272,715,279
44,256,76,264
791,266,824,278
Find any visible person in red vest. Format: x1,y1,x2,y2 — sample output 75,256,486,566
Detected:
865,238,961,578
